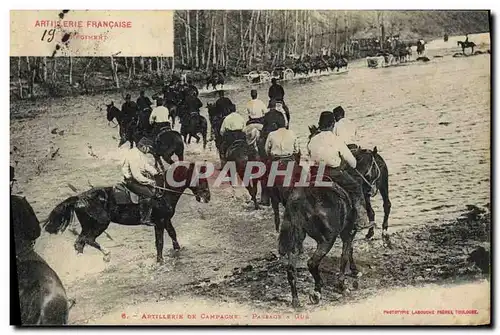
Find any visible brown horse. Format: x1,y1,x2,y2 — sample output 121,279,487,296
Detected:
43,163,210,264
12,195,74,325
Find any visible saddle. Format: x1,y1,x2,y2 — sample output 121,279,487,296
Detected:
308,167,353,209
112,183,140,205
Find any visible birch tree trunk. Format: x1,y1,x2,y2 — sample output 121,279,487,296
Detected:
195,10,199,68
42,57,47,82
69,57,73,85
140,57,145,72
17,57,23,99
110,56,120,88
148,58,153,73
294,10,299,54
132,57,136,76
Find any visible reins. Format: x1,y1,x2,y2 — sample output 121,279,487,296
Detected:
354,153,382,197
152,185,198,197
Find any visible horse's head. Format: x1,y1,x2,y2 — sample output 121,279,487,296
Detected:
308,125,320,140
354,146,381,188
106,102,117,122
11,195,41,243
187,163,211,203
161,162,211,203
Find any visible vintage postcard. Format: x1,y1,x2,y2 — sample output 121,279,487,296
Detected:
10,9,491,326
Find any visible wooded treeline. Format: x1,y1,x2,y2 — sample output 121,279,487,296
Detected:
10,10,489,99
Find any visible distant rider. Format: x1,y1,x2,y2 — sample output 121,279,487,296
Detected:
215,90,236,118
268,78,290,125
149,98,171,135
136,90,153,111
246,89,267,125
332,106,358,150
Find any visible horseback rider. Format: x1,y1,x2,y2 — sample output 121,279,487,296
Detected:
307,111,368,231
149,98,171,135
262,100,287,139
122,138,167,226
219,109,246,158
332,106,358,150
184,89,203,115
465,34,469,43
268,78,290,125
265,112,300,161
186,79,199,97
121,93,138,121
246,89,267,125
136,90,153,111
215,90,236,118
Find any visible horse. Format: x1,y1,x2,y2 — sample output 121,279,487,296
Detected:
267,154,301,232
106,102,141,148
43,163,210,264
306,126,391,241
416,40,425,56
152,128,185,170
179,112,208,150
225,136,261,210
12,195,73,325
206,103,225,155
206,69,226,90
458,41,476,55
278,170,359,308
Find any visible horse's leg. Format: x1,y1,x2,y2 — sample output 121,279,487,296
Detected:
202,130,207,150
338,229,358,292
285,251,300,308
364,190,376,240
192,133,201,143
164,219,180,251
271,188,280,232
379,175,392,245
347,231,360,277
248,180,259,210
154,220,165,264
307,238,336,304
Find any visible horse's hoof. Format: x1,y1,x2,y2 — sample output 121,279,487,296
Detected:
382,228,389,237
157,258,164,265
308,290,321,305
173,242,181,250
365,229,375,240
292,299,301,309
103,254,111,262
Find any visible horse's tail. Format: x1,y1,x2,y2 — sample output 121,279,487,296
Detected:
44,196,78,234
278,195,304,256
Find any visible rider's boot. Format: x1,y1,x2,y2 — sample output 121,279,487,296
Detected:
139,198,155,226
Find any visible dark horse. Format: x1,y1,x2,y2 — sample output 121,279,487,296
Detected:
153,128,185,170
225,136,261,210
180,112,208,150
307,126,392,241
43,163,210,264
106,102,141,148
278,171,359,308
458,41,476,55
416,40,425,56
206,103,225,158
12,195,73,324
206,69,226,90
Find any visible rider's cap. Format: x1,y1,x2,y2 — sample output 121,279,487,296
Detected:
251,89,257,95
125,94,131,100
271,78,277,83
319,111,335,129
333,106,345,117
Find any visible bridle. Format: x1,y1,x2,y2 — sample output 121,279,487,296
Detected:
354,153,381,197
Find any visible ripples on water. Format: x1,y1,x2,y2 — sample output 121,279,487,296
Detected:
201,54,490,230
